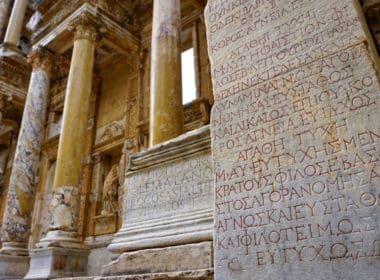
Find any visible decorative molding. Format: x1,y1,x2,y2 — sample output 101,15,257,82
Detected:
95,116,126,147
0,55,30,91
32,3,140,53
128,125,211,172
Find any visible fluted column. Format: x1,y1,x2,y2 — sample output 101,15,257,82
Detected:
38,12,103,249
149,0,183,147
0,0,13,42
0,47,52,255
2,0,27,49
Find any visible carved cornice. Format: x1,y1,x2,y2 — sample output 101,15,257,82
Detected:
27,46,54,74
92,0,140,31
68,12,106,42
32,3,140,54
128,125,211,173
0,55,30,91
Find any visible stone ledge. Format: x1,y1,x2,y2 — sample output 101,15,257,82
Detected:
58,269,214,280
102,242,213,277
128,125,210,172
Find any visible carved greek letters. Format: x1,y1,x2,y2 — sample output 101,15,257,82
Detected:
206,0,380,279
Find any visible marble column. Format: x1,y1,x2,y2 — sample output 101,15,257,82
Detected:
0,0,12,43
0,46,52,279
0,47,52,253
149,0,183,147
37,12,103,249
2,0,27,51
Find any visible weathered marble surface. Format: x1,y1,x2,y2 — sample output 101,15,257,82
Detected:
24,247,89,280
1,61,50,249
49,186,79,231
109,126,213,254
206,0,380,279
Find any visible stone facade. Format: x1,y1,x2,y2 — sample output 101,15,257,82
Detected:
0,0,379,279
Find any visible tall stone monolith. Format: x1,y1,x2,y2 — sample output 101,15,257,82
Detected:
205,1,380,279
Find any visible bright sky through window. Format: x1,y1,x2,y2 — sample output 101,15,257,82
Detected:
181,48,196,104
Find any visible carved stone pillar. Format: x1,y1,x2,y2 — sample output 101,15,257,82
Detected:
149,0,184,147
24,12,103,280
0,46,52,280
0,0,12,43
1,0,27,51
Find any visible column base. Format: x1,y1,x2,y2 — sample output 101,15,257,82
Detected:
0,253,30,279
0,42,24,59
36,230,88,250
0,241,29,255
24,247,89,280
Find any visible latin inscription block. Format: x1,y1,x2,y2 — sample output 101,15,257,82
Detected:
206,0,380,279
109,127,214,253
125,152,213,222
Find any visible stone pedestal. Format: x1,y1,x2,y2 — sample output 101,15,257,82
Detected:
106,126,213,277
205,0,380,279
0,254,29,279
24,247,89,279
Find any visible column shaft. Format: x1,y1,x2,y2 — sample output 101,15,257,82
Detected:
41,14,102,244
53,39,94,190
0,0,13,42
0,47,51,254
149,0,183,147
3,0,27,46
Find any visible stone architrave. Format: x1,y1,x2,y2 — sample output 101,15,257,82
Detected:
205,1,380,279
0,46,52,279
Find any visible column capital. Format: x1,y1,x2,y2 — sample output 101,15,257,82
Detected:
68,12,106,42
27,46,53,74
